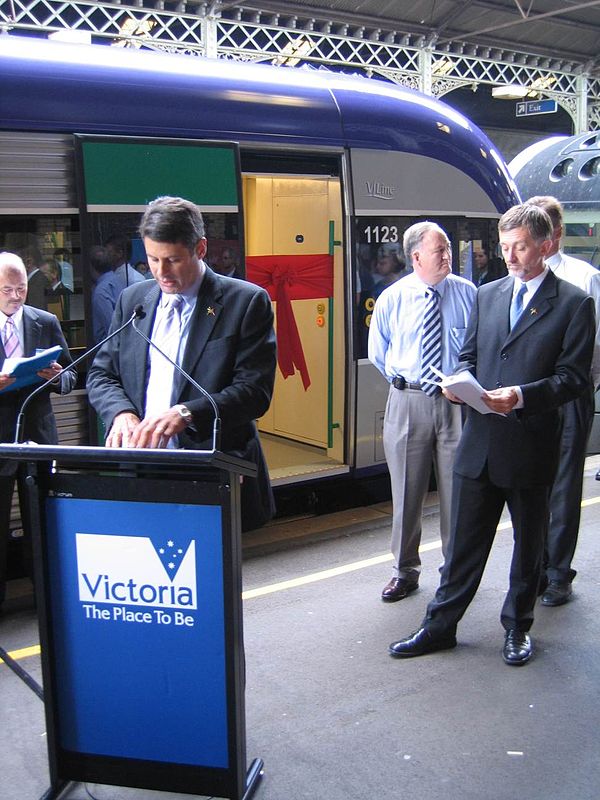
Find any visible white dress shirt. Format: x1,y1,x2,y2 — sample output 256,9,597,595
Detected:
546,251,600,388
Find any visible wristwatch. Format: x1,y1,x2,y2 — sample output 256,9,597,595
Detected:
174,404,193,424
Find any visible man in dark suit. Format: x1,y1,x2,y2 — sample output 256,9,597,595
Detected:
87,196,277,531
0,252,76,609
387,204,595,666
20,245,50,311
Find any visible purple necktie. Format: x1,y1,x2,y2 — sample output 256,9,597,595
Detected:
2,316,22,359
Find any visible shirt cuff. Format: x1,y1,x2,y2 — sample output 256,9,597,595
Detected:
513,385,524,409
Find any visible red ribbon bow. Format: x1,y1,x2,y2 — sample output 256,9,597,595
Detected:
246,254,334,390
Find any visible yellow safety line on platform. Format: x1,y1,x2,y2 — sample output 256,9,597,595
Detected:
3,496,600,665
0,644,41,663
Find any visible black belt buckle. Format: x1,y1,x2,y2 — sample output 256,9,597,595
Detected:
392,376,406,390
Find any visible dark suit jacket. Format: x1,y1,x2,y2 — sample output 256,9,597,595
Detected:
86,267,277,528
454,271,595,488
25,269,50,311
0,306,76,462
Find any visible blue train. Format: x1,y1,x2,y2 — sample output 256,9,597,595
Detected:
510,133,600,267
0,35,518,490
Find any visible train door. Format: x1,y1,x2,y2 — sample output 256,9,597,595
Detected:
241,156,347,485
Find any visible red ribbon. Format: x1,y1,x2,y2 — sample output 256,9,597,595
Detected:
246,254,334,390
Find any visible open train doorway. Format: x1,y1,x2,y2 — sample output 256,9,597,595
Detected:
242,163,347,486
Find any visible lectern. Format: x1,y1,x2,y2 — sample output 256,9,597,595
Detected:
0,443,263,800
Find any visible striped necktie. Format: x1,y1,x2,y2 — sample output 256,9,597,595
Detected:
420,287,442,397
510,281,528,328
2,316,22,359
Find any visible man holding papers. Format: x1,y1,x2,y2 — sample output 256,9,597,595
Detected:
0,252,76,610
388,204,595,666
368,222,476,602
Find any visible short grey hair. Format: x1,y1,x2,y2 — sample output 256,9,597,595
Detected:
0,251,27,276
403,221,450,263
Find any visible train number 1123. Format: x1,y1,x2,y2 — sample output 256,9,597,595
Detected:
363,225,399,244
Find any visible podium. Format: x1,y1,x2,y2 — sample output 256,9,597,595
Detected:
0,443,263,800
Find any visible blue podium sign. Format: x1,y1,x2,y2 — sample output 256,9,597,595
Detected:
2,448,265,800
46,496,229,767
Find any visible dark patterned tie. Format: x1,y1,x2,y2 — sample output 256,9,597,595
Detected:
420,287,442,397
510,281,527,328
2,316,22,359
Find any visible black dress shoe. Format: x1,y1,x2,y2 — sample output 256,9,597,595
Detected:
381,575,419,602
541,580,572,606
389,627,457,658
502,630,532,666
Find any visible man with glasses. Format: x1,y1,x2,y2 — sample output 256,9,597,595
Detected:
0,252,76,611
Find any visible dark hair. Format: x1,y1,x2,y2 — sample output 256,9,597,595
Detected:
524,195,563,230
89,244,112,275
139,196,206,252
498,204,553,242
104,234,132,262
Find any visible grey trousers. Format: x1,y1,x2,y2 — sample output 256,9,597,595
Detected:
383,385,462,578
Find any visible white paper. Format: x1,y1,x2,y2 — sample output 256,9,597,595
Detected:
427,366,505,416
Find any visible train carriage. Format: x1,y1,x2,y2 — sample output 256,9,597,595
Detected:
0,35,519,503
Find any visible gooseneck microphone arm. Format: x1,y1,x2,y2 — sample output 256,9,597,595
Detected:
14,305,146,444
132,316,221,454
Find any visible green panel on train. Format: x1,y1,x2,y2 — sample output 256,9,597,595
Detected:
80,140,239,209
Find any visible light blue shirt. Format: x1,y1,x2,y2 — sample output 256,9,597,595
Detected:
368,271,476,382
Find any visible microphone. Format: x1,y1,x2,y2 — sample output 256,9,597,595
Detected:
132,315,221,453
14,305,146,444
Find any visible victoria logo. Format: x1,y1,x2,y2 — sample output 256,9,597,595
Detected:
365,180,396,200
76,532,197,610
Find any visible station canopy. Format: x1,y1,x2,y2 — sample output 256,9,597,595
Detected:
250,0,600,76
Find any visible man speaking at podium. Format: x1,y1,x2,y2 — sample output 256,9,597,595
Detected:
86,196,277,531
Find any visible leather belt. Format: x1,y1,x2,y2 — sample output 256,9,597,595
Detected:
392,376,422,391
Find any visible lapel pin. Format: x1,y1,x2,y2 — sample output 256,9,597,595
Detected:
207,306,215,316
529,307,537,316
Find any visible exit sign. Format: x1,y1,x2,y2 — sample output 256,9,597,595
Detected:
516,99,558,117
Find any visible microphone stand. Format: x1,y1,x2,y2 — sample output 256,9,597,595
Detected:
132,318,222,453
14,306,145,444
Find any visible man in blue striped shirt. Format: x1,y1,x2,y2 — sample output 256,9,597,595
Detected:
368,221,476,602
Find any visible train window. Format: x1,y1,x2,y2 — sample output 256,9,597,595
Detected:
354,216,504,358
579,158,600,180
0,214,83,349
85,210,242,345
550,158,575,181
563,221,600,268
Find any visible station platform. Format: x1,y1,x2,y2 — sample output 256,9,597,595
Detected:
1,457,600,800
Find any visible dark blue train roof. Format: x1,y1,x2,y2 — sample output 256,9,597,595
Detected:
0,36,517,211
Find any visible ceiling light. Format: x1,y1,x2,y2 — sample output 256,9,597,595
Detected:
492,84,530,100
